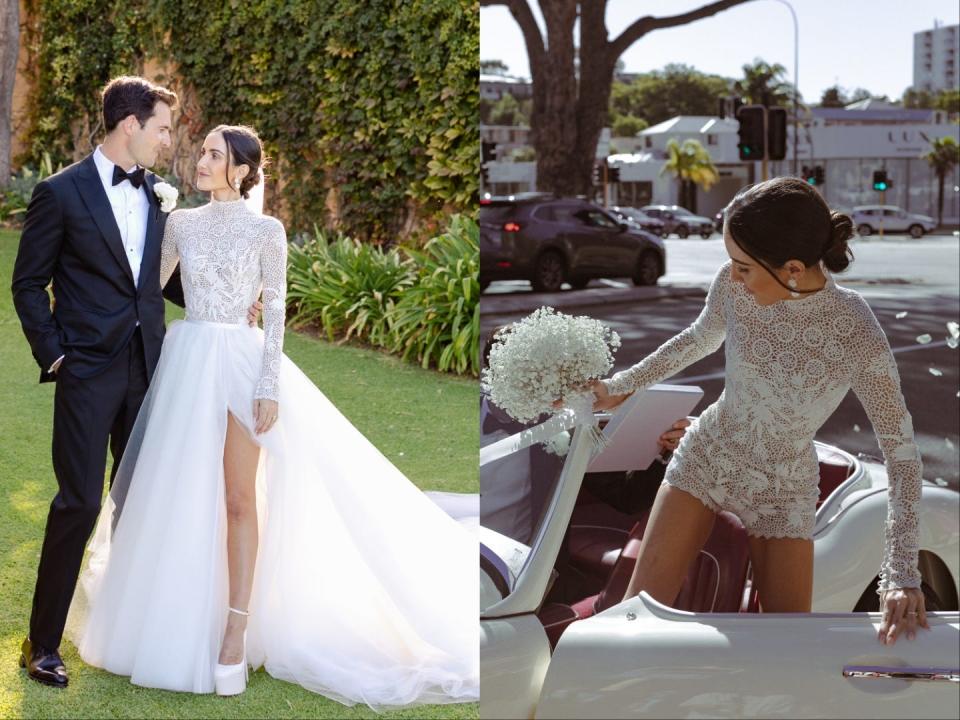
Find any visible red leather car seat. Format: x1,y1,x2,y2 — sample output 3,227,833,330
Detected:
539,511,750,649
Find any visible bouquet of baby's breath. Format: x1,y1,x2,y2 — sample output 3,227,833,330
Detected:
481,307,621,427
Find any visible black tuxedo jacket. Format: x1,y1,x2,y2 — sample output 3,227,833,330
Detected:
11,153,184,383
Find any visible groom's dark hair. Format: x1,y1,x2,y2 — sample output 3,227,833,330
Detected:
101,76,178,133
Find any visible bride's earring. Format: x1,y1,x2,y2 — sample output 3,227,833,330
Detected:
233,177,241,192
787,277,800,298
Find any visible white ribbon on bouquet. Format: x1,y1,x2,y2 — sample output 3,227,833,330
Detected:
480,392,609,467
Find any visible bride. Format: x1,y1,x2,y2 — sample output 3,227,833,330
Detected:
66,124,478,708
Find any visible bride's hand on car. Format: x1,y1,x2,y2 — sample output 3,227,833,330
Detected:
878,586,929,645
658,417,692,453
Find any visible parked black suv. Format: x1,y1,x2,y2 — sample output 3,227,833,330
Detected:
480,195,666,292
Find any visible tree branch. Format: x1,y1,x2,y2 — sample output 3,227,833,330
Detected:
609,0,752,59
480,0,545,70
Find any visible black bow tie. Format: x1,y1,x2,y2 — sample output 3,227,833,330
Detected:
112,165,145,189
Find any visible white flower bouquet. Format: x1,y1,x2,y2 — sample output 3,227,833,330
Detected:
481,306,621,454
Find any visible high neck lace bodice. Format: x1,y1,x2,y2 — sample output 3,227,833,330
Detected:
159,201,288,400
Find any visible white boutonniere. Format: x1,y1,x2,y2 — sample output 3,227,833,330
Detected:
153,181,179,212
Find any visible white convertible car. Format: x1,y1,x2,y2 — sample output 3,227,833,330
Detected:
479,391,960,719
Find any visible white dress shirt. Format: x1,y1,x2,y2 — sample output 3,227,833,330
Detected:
92,145,150,286
50,148,150,373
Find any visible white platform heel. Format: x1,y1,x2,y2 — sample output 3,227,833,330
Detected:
214,607,249,696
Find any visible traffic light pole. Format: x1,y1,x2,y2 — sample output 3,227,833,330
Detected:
879,189,885,239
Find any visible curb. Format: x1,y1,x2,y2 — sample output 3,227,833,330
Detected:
480,283,707,315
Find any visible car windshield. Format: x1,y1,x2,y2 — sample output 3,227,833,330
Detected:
480,399,567,594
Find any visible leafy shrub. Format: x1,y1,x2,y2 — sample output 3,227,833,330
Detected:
0,153,55,226
388,215,479,376
284,215,479,376
286,231,415,345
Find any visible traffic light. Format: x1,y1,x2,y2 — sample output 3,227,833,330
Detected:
872,169,890,191
481,140,498,164
481,164,489,185
592,162,603,185
736,105,765,160
803,165,825,186
608,165,621,183
767,107,787,161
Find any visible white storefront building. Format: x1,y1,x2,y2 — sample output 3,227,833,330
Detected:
482,103,960,226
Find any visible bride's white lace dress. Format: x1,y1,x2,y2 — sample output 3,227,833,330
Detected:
66,198,479,708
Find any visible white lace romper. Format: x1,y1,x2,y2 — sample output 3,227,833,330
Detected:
603,261,923,591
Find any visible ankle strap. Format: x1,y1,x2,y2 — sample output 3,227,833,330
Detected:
228,607,250,616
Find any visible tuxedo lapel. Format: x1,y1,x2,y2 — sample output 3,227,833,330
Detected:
74,154,135,286
140,174,161,280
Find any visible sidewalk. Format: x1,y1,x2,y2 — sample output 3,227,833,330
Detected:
480,282,707,315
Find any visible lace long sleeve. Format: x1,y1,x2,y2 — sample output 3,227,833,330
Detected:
254,221,288,401
603,261,730,396
850,310,923,593
159,211,181,289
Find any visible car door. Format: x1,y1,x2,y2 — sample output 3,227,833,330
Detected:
581,209,634,275
879,208,906,232
553,205,602,276
536,593,959,719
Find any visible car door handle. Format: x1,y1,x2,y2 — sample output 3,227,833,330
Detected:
842,665,959,683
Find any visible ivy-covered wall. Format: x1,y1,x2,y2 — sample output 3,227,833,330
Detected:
18,0,478,240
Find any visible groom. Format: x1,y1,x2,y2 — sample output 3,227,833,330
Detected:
11,76,258,687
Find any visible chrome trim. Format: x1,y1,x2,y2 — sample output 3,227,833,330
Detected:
843,665,960,682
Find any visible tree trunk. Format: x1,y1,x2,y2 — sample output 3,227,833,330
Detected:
482,0,750,195
937,171,944,227
0,0,19,189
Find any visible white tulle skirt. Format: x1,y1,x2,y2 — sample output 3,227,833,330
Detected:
66,318,479,709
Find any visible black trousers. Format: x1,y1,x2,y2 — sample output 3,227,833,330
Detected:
29,328,149,649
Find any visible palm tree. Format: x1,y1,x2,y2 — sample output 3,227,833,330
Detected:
923,136,960,227
735,58,794,107
661,138,718,213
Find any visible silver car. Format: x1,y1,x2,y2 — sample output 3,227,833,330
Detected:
852,205,936,238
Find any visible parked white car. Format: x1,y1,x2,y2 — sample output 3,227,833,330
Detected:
479,398,960,719
852,205,937,238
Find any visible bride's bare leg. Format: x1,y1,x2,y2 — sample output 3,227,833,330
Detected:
621,484,716,603
219,411,261,664
748,536,813,612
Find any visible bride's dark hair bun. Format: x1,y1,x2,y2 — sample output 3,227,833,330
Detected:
823,211,854,273
211,124,268,199
725,176,855,275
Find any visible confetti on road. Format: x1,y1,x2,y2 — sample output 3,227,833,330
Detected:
934,478,948,487
916,334,932,344
853,424,861,432
929,367,944,376
895,311,908,319
949,337,959,349
948,321,959,338
947,438,955,450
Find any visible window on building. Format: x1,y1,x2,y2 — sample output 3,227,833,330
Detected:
706,134,717,145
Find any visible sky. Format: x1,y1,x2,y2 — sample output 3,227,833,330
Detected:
480,0,960,102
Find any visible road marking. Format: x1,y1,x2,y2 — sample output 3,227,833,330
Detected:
661,340,952,385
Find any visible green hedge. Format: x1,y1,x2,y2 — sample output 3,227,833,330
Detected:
18,0,479,240
287,215,480,376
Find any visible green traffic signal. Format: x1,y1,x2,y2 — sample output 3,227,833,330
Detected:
874,181,887,191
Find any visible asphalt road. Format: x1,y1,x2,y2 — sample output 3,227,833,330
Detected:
481,234,960,489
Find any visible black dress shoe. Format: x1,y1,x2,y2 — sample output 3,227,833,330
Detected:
19,637,68,688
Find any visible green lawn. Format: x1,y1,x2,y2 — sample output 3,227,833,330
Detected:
0,230,478,719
